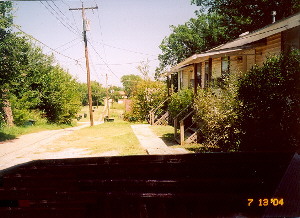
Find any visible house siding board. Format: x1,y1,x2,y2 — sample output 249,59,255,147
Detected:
256,33,282,66
180,66,194,90
212,58,221,78
246,49,256,72
230,56,244,74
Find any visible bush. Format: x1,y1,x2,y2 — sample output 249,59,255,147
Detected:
194,74,240,151
238,50,300,151
124,80,167,122
168,89,193,119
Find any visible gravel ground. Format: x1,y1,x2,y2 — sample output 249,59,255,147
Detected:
0,122,188,171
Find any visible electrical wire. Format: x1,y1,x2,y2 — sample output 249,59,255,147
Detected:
95,58,158,66
88,41,120,79
11,22,81,63
93,1,107,62
40,1,80,36
51,0,82,35
61,0,82,34
90,39,157,57
46,1,80,35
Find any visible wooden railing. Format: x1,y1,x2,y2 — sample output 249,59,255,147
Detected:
149,97,170,125
179,110,195,145
173,103,193,142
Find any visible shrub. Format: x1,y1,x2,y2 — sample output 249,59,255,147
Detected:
124,80,167,122
168,89,194,119
194,74,240,151
237,50,300,151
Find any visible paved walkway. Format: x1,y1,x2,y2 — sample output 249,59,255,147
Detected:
131,124,189,155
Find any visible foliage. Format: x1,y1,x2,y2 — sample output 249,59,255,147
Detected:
191,0,299,39
121,74,142,98
124,80,167,122
79,81,106,106
194,74,240,152
37,65,82,124
168,89,193,118
0,31,82,125
156,13,230,75
237,51,300,152
0,1,13,38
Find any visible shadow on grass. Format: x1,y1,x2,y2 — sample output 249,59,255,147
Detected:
0,132,16,142
160,133,178,146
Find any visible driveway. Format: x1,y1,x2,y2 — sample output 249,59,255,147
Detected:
0,122,104,170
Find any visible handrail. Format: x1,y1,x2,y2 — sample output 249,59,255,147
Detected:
174,103,193,120
179,110,194,123
150,97,170,114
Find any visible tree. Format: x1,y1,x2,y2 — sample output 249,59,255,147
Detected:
121,74,142,98
137,60,150,80
237,51,300,152
191,0,299,39
124,80,167,122
156,13,230,76
0,1,15,126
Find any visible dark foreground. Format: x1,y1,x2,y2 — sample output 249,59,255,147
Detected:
0,152,299,217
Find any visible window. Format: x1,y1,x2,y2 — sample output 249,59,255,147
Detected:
205,62,209,87
221,57,230,76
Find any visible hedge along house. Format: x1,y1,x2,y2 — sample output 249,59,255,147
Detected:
162,12,300,145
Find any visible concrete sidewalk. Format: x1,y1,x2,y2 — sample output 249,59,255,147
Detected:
131,124,189,155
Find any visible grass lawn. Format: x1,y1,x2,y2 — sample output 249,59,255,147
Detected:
0,123,76,142
78,105,106,122
45,118,147,156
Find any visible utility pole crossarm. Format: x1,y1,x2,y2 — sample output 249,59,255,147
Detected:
69,6,98,11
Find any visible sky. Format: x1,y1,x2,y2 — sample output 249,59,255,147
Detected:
12,0,199,87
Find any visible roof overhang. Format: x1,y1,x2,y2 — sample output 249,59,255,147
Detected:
164,12,300,77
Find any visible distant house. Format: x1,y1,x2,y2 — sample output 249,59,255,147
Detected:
117,91,127,104
167,12,300,94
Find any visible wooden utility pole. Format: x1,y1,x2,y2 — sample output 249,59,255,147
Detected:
106,74,110,118
70,4,98,126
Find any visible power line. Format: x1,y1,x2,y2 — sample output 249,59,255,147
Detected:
93,1,107,62
61,0,82,34
53,37,81,50
40,1,80,36
12,23,81,63
47,1,80,35
90,39,157,57
88,41,120,79
95,58,158,66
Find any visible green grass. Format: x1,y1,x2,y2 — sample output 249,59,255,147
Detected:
150,125,178,146
78,105,105,122
45,118,147,156
0,123,76,142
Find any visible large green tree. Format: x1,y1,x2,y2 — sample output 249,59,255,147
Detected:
156,13,230,76
191,0,300,39
121,74,142,98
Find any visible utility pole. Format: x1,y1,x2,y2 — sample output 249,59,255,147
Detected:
106,74,110,118
70,4,98,127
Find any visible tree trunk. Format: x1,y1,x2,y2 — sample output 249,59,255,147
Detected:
1,90,14,126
